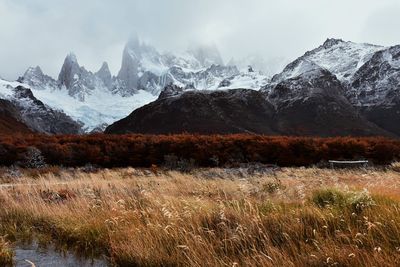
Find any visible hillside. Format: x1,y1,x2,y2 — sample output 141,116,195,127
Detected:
0,99,32,134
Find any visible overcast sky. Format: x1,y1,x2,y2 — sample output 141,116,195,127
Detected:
1,0,400,80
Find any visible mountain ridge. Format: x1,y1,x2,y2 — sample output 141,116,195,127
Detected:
2,37,400,136
106,38,400,137
13,37,268,131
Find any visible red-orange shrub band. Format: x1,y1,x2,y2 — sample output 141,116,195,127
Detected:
0,134,398,167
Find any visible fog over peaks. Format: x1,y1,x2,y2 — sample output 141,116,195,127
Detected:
1,0,400,80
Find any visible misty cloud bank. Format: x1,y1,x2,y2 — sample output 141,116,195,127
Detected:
0,0,400,80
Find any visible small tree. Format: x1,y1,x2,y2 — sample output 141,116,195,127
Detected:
23,147,46,168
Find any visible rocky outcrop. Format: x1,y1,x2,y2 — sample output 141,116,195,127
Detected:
158,84,185,100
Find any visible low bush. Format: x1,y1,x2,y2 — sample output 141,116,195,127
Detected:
311,189,347,208
311,189,375,214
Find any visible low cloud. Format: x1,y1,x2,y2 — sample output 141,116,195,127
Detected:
0,0,399,80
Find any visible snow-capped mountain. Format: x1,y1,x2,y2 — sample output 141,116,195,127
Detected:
262,38,400,137
3,37,400,136
268,38,384,86
262,39,399,111
13,36,269,132
107,38,400,137
114,35,267,95
304,38,384,82
57,53,110,101
18,73,156,133
263,38,396,106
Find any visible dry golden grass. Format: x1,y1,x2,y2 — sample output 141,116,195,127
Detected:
0,237,13,266
0,167,400,266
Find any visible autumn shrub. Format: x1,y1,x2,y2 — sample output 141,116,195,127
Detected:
0,134,399,168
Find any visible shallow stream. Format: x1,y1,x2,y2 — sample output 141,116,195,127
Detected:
14,243,108,267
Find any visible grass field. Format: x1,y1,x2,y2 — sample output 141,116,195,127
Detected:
0,165,400,266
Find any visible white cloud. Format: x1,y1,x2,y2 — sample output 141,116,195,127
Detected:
0,0,399,80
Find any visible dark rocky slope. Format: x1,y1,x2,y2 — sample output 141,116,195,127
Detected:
105,89,278,135
11,86,82,134
106,76,391,137
266,61,390,137
0,99,32,134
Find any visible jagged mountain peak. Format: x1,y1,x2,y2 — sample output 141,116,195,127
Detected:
60,52,81,73
65,52,78,63
57,52,104,101
117,44,142,93
117,37,163,93
96,62,111,76
58,53,83,88
96,62,112,88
